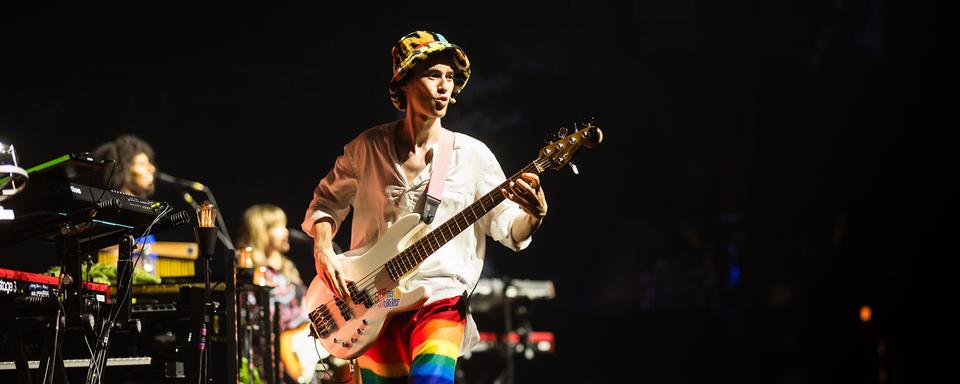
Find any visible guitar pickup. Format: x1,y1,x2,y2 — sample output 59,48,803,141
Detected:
348,282,374,309
335,297,354,321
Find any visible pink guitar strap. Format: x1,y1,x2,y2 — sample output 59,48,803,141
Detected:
421,129,455,224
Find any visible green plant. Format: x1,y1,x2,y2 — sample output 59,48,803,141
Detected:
46,263,161,285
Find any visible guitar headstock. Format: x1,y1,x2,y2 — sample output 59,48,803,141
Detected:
536,122,603,172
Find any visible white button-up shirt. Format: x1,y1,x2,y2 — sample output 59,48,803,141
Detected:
302,121,530,352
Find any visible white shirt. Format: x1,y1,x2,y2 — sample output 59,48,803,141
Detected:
302,120,531,353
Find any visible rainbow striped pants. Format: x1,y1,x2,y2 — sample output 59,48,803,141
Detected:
358,296,465,383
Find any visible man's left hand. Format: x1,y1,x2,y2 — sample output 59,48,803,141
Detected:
502,172,547,219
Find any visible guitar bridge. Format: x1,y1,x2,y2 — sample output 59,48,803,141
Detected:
308,305,337,338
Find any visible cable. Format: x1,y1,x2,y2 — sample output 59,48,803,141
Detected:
84,203,172,383
41,233,75,384
93,159,117,201
313,341,332,378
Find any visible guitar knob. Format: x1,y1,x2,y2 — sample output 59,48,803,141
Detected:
350,338,358,343
557,127,568,137
332,338,340,344
357,329,365,335
362,319,369,326
341,342,350,348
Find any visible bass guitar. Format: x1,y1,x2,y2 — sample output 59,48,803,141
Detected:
302,123,602,359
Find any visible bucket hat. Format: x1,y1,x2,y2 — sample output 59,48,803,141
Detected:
388,31,470,111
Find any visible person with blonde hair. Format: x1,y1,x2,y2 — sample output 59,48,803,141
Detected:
237,204,327,383
237,204,303,293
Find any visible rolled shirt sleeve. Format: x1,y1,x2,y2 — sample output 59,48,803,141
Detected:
302,142,358,237
474,143,532,251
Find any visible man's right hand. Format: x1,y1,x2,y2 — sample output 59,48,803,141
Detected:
313,218,351,301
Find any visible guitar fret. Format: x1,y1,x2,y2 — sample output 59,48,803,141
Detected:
409,243,420,264
445,224,454,241
422,237,433,256
416,240,426,259
409,251,418,269
416,244,428,264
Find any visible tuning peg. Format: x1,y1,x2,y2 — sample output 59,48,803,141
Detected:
544,133,560,144
569,162,579,175
557,127,568,137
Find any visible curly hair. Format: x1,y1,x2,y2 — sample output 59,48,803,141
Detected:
92,134,155,192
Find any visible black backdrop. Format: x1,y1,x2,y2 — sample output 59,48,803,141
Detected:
1,1,950,383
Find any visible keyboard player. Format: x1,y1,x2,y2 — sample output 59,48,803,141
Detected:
92,134,163,278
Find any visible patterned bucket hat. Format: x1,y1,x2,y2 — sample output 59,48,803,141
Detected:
389,31,471,111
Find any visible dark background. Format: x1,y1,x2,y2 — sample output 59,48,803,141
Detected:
0,1,951,383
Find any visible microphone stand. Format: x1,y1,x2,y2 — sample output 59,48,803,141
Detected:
194,225,218,383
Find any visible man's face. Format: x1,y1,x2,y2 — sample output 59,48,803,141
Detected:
403,55,456,118
125,152,156,198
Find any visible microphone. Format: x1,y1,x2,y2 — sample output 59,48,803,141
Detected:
157,172,206,191
288,227,313,245
158,173,201,218
181,192,200,211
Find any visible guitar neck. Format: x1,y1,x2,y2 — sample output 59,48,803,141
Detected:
384,162,542,280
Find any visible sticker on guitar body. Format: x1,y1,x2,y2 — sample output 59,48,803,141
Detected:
375,288,401,308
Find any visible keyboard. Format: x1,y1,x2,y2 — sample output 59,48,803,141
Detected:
0,356,152,370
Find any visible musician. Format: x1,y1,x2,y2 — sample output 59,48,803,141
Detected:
236,203,328,383
302,31,548,382
92,134,161,278
237,204,307,333
92,134,157,199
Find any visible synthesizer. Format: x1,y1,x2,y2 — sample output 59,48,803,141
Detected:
0,153,165,248
0,267,110,304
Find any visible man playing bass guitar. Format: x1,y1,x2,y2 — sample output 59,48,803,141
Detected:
302,31,548,383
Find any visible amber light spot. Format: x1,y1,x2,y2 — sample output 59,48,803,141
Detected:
860,305,872,323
